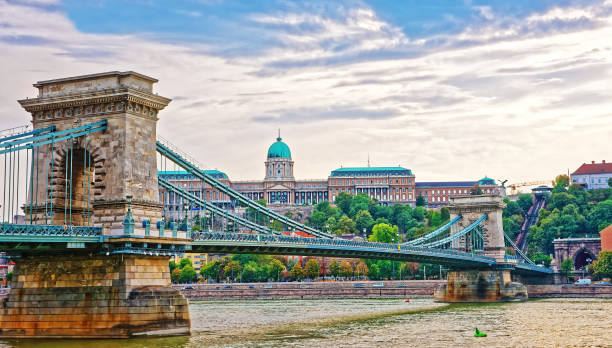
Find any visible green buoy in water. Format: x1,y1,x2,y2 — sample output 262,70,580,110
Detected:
474,328,487,337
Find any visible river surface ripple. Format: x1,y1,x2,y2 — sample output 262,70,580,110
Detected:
0,298,610,347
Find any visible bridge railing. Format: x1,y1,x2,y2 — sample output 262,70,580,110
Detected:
0,223,102,237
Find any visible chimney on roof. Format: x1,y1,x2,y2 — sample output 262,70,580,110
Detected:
592,161,595,164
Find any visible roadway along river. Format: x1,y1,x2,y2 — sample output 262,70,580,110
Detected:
0,298,610,347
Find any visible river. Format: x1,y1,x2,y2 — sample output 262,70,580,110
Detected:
0,298,610,347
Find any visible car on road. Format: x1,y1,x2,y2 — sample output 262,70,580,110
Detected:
373,283,384,287
352,283,365,288
181,286,194,290
574,279,591,285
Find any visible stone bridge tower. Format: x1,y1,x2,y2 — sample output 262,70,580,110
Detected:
18,71,170,235
448,194,506,262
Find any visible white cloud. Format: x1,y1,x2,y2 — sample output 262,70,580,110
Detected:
0,1,611,185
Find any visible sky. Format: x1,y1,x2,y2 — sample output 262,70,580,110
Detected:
0,0,610,184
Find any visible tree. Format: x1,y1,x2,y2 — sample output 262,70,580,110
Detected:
355,261,369,278
368,263,381,280
333,215,356,235
247,199,268,225
553,174,570,188
427,211,442,228
416,195,426,207
355,210,374,236
339,260,353,278
440,207,450,222
608,177,612,188
396,210,418,234
171,268,182,283
368,223,399,243
267,259,286,281
180,265,197,283
179,257,192,269
349,194,373,217
591,251,612,279
308,211,328,230
290,263,304,280
223,261,242,281
589,201,612,231
304,259,320,280
6,271,13,282
560,258,574,280
169,260,179,273
329,259,340,277
531,252,552,268
241,262,260,282
517,194,534,215
335,192,353,215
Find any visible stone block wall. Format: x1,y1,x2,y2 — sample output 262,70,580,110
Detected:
0,254,190,338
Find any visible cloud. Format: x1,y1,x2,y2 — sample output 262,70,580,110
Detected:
0,0,611,184
174,9,202,18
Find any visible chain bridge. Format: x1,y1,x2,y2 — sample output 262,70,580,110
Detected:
0,72,552,338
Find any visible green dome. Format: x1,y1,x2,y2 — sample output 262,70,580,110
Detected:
267,137,292,159
478,176,496,185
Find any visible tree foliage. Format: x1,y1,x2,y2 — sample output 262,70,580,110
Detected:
591,251,612,279
290,263,304,280
339,260,353,278
560,258,574,279
329,259,340,277
368,223,399,243
304,259,320,279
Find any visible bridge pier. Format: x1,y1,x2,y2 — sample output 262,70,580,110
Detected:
435,194,528,302
434,269,528,302
0,254,189,338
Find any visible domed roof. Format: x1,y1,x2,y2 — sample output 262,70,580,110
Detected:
478,176,496,185
267,136,291,159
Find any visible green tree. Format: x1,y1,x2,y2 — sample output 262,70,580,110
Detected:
200,260,220,282
180,265,197,283
179,257,192,269
333,215,356,235
349,194,373,217
416,195,426,207
553,174,570,188
589,201,612,231
335,192,353,215
247,199,268,225
304,259,320,279
412,206,426,221
355,210,374,236
339,260,353,278
440,207,450,221
427,211,442,227
329,259,340,277
223,261,242,281
517,194,534,215
503,199,523,218
308,211,328,230
290,263,304,280
560,258,574,280
591,251,612,279
368,223,399,243
608,177,612,188
368,263,381,280
171,268,182,283
169,260,179,273
6,271,13,282
267,259,286,281
396,210,418,234
241,262,260,282
531,252,552,267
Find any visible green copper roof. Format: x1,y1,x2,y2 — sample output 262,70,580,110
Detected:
331,166,413,177
478,176,496,185
267,137,292,159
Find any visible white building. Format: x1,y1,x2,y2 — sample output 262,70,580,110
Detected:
571,160,612,190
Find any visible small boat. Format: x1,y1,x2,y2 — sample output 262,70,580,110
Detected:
404,299,410,302
474,328,487,337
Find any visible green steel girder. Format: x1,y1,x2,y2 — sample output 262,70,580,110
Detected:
0,120,107,155
156,141,334,239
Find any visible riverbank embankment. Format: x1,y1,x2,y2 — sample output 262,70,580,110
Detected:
174,280,441,300
173,281,612,300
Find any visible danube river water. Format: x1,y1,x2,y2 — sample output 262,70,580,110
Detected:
0,298,610,347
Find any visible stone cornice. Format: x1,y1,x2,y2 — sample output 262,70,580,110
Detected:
18,87,171,112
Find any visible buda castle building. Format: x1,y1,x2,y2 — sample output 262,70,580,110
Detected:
159,134,497,215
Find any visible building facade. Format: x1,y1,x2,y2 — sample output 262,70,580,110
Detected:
571,160,612,190
158,134,498,212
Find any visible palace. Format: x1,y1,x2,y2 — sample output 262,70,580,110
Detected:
158,133,497,217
